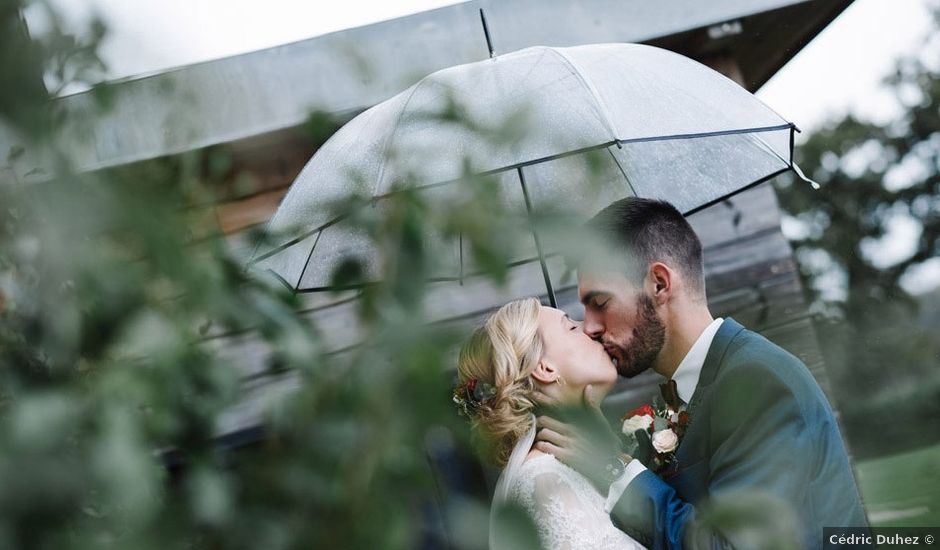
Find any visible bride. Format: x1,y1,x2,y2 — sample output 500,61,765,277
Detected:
454,297,645,549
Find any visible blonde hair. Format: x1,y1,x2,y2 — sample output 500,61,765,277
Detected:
456,297,544,466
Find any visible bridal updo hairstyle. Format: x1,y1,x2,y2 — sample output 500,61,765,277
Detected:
456,297,543,467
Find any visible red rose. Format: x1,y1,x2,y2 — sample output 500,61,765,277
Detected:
624,404,656,420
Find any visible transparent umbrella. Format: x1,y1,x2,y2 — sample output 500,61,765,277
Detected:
249,42,814,305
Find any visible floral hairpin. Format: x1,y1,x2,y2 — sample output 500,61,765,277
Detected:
452,378,497,418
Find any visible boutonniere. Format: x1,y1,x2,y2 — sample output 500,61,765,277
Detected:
620,380,690,474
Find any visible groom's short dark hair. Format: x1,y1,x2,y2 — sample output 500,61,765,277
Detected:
585,197,706,300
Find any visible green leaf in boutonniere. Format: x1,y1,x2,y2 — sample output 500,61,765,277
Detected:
652,416,668,432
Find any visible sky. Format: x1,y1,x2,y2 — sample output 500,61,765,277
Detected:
758,0,934,132
23,0,940,293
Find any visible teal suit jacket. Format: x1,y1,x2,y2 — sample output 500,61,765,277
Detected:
610,319,868,549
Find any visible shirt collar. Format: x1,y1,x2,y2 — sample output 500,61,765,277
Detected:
671,318,724,404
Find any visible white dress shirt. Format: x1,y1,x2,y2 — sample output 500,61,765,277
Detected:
604,318,725,512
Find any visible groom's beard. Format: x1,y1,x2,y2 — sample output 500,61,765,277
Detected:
612,294,665,378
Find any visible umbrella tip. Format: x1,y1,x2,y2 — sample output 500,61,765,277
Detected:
479,8,496,59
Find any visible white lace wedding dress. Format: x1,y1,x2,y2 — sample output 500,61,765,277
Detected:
500,452,646,549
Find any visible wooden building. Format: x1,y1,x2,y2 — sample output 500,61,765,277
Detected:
3,0,853,448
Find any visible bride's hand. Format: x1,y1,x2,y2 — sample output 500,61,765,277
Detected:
533,385,631,491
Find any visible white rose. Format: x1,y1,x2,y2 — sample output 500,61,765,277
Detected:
622,414,653,435
652,428,679,453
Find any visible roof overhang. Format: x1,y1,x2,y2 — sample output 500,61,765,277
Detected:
2,0,852,182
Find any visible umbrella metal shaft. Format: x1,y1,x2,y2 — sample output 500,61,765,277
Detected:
517,166,557,308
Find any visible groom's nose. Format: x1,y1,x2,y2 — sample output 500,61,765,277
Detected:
582,313,604,340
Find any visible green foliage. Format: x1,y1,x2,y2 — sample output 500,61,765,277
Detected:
775,6,940,458
0,3,525,548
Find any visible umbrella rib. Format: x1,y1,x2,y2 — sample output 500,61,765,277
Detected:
517,166,557,308
549,48,621,143
745,127,792,167
249,225,322,265
372,77,434,198
789,124,795,162
293,230,323,290
606,146,638,197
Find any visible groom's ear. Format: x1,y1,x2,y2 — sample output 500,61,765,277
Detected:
649,262,673,305
531,360,559,384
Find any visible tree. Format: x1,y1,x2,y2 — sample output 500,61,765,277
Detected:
774,6,940,457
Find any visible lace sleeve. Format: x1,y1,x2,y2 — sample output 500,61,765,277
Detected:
509,455,645,550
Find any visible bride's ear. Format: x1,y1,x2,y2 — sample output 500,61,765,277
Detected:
531,359,559,384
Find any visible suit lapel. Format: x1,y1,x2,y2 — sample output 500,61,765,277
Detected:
665,318,745,482
687,317,745,410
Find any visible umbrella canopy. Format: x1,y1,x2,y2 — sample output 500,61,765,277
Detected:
250,43,807,302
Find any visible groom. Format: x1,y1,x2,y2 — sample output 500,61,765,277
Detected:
533,197,868,549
